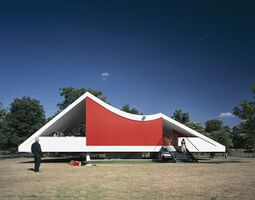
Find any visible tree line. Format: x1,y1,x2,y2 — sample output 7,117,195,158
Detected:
0,86,254,152
173,110,233,149
172,85,255,150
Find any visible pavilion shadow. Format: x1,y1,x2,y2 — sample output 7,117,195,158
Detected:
197,159,248,164
19,157,80,164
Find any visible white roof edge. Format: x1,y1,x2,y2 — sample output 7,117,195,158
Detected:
19,92,225,151
86,92,161,121
19,92,89,147
160,113,225,149
19,92,160,148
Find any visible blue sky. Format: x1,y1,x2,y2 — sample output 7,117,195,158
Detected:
0,1,254,127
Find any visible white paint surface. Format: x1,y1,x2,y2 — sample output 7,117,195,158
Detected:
178,137,225,152
18,137,162,152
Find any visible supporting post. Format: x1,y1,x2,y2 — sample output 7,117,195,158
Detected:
86,153,91,161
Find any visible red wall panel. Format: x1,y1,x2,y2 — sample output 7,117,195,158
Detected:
86,98,163,146
172,130,184,146
162,136,170,146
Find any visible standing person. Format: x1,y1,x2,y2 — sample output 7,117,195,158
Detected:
224,148,228,159
31,137,43,172
181,138,187,153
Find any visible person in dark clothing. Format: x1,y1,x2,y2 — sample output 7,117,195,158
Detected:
31,137,43,172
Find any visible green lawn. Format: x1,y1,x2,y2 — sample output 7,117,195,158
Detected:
0,157,255,199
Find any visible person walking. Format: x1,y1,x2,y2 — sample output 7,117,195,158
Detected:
31,137,43,172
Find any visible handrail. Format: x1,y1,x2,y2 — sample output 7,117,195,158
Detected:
184,138,198,162
185,137,199,152
165,145,177,163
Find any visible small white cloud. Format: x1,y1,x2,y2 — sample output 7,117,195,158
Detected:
101,72,110,81
219,112,235,118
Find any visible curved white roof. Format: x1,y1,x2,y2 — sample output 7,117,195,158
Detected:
19,92,225,152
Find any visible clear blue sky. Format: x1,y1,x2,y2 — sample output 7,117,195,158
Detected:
0,1,254,128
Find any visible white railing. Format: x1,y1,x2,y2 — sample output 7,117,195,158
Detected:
186,137,199,152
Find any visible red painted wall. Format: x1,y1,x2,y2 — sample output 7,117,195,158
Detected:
172,130,184,146
162,136,170,146
86,98,163,146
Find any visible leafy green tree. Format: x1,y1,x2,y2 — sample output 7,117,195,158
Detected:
0,121,10,150
172,109,190,124
186,122,207,135
232,125,247,149
222,125,231,133
57,87,107,111
55,87,107,136
233,85,255,150
0,102,7,122
205,119,223,133
210,129,233,148
204,119,234,148
0,97,46,150
121,104,140,114
65,124,86,137
0,102,8,150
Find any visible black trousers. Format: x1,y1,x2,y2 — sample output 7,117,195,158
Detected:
34,155,41,172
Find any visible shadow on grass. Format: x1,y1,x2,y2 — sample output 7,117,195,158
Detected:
19,157,79,164
20,158,157,164
151,159,174,163
152,158,249,164
27,168,43,173
18,157,249,165
197,159,249,164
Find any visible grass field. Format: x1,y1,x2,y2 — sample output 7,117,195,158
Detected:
0,157,255,200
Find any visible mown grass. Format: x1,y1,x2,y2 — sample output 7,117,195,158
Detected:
0,157,255,199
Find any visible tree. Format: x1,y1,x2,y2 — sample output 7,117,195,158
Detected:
172,109,190,124
210,129,233,149
0,97,46,150
57,87,107,111
0,102,7,122
55,87,108,136
186,122,207,135
205,119,223,133
204,120,233,148
233,85,255,150
0,102,8,150
232,125,247,149
121,104,140,114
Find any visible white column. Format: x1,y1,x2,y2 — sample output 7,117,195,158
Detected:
86,153,91,161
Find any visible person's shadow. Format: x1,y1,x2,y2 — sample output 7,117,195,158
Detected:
27,168,35,171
